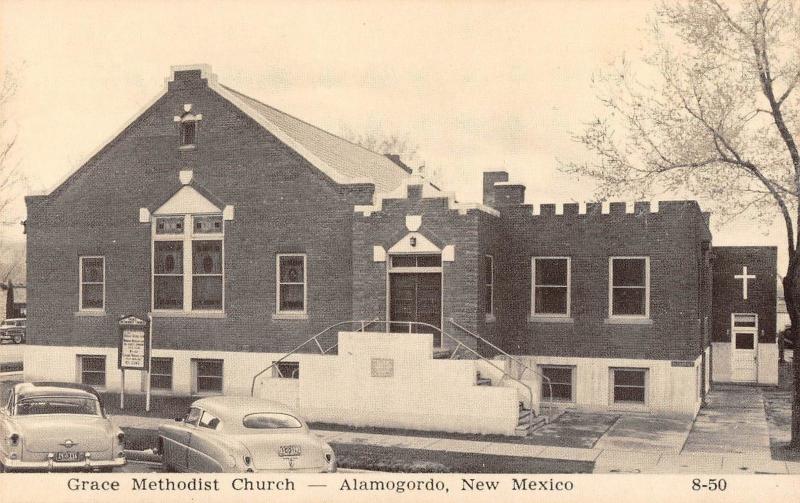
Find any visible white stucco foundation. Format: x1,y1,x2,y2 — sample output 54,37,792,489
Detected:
23,344,293,397
710,342,778,385
257,332,520,435
475,354,704,418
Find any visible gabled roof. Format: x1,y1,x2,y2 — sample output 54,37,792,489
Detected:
217,84,410,193
40,65,413,200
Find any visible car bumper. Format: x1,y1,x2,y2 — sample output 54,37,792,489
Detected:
3,456,127,472
250,462,336,474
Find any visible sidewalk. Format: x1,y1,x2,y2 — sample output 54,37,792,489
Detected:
112,389,800,475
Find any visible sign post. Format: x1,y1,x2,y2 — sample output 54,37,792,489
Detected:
117,315,150,411
145,314,153,412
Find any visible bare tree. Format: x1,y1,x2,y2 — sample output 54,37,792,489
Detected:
340,125,441,184
562,0,800,448
0,68,26,285
0,70,20,221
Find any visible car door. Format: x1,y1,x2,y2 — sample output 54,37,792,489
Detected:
187,410,225,472
0,391,13,462
162,407,201,472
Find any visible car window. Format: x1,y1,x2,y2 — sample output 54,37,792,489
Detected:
198,411,221,430
184,407,202,426
16,396,101,416
242,413,303,429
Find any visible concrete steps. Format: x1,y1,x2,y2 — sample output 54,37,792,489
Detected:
473,373,547,436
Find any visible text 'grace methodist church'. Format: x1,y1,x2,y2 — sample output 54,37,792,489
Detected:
23,65,777,435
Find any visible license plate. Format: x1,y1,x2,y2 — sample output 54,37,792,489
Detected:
278,445,301,457
54,451,84,462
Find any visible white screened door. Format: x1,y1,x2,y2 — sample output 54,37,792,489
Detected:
731,314,758,382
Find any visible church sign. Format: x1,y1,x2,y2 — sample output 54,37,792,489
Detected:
117,315,150,370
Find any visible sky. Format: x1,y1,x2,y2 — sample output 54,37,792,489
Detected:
0,0,787,267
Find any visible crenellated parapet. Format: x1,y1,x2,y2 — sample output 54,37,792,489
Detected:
482,170,703,221
355,175,500,217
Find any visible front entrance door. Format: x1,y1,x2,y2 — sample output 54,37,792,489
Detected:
731,314,758,382
389,273,442,344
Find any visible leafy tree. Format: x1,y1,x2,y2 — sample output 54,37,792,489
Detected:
564,0,800,447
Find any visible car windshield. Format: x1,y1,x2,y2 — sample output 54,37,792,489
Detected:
16,396,102,416
242,413,302,429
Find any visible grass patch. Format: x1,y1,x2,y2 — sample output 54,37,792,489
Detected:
121,427,593,473
763,360,800,462
309,413,614,449
331,443,592,473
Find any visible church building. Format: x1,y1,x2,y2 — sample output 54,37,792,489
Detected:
23,66,777,435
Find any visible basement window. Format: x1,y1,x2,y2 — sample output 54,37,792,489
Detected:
540,365,575,402
272,361,300,379
611,368,647,404
149,357,173,390
192,359,223,394
78,355,106,387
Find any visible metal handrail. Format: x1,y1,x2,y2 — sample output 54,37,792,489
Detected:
249,319,377,396
250,319,540,432
448,318,555,416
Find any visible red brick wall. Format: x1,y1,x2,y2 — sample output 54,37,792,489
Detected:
711,246,777,344
351,188,487,347
25,70,372,353
493,201,710,361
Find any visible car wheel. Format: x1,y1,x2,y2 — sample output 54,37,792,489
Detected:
12,334,22,344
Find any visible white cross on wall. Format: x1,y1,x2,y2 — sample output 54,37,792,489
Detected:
734,266,756,300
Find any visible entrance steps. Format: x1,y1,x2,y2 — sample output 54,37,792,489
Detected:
474,371,547,435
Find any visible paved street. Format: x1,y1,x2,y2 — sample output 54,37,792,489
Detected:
116,460,164,473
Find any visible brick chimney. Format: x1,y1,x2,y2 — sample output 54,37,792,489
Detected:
483,171,509,207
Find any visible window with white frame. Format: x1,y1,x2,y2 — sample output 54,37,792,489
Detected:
484,255,494,316
150,357,173,390
611,368,647,404
153,214,224,312
540,365,575,402
79,256,105,311
532,257,570,316
277,254,306,314
609,257,649,317
192,358,223,394
78,355,106,387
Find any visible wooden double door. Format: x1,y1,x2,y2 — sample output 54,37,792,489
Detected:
389,272,442,341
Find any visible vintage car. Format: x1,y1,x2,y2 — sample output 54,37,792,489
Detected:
0,382,126,472
158,396,337,473
0,318,26,344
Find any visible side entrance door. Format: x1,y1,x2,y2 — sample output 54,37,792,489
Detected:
731,314,758,382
